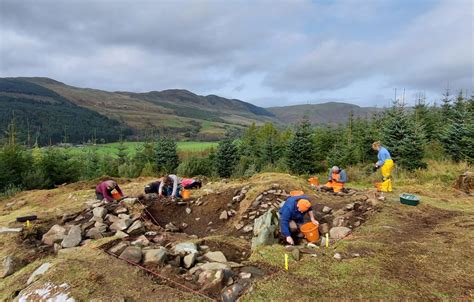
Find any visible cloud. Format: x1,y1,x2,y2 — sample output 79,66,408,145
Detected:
0,0,472,106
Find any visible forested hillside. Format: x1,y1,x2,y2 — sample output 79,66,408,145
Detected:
0,79,128,145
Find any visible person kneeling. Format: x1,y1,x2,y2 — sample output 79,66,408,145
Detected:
95,180,124,203
158,174,182,201
321,166,348,193
279,195,318,245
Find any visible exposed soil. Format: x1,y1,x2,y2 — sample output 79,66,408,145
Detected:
146,190,238,237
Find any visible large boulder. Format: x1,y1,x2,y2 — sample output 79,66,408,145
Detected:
143,248,167,265
119,247,142,263
204,251,227,263
329,227,352,239
42,225,67,246
251,210,277,250
61,225,82,248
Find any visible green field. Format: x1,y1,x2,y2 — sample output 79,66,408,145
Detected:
56,141,218,157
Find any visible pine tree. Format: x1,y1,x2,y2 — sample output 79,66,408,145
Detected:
287,118,316,174
117,140,128,166
442,92,473,162
155,137,179,174
215,137,239,177
382,102,427,170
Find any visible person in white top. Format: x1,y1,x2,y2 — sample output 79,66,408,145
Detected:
158,174,182,200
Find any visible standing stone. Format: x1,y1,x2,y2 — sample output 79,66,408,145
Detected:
329,227,352,239
42,225,67,246
143,248,167,265
61,225,82,248
204,251,227,263
119,247,142,263
291,248,301,261
93,207,107,218
27,263,52,285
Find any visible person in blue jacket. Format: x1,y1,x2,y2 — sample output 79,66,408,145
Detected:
279,195,318,245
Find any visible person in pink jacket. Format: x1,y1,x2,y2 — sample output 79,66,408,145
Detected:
96,180,124,202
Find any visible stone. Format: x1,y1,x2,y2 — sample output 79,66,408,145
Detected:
115,230,129,238
93,207,107,218
173,242,198,254
27,263,52,285
333,253,342,261
222,283,244,302
143,248,167,265
165,222,179,232
110,219,133,231
199,269,224,293
0,227,23,234
329,227,352,239
319,223,330,234
2,255,21,278
242,225,253,233
41,225,66,246
239,272,252,279
354,221,361,227
183,252,197,268
109,242,128,255
189,262,230,274
232,196,240,202
145,231,157,236
251,225,276,250
195,218,201,221
61,213,78,224
200,245,210,252
345,203,354,211
219,211,228,220
115,207,128,214
186,207,192,215
81,221,95,232
122,197,138,205
94,221,108,231
234,222,244,230
86,227,104,240
53,243,62,254
322,206,332,213
127,220,145,236
118,214,130,220
204,251,227,263
61,225,82,248
119,246,142,263
240,266,265,277
292,248,301,261
131,235,150,247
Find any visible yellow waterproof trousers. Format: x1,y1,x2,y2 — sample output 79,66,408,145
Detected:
380,159,394,192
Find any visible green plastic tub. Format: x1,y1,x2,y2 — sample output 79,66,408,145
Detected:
400,193,420,206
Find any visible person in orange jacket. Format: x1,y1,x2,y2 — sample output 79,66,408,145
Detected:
322,166,348,193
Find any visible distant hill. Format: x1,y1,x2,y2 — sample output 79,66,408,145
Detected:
0,77,385,145
267,102,383,125
0,77,277,144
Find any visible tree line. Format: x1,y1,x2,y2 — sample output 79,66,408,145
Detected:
0,91,472,195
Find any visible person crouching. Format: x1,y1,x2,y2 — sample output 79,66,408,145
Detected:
279,195,318,245
96,180,124,203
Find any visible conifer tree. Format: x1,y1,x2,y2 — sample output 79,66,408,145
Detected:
382,102,426,170
442,93,473,162
287,118,316,174
215,137,239,177
155,137,179,174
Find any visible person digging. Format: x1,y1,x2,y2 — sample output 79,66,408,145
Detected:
95,180,126,203
279,195,318,245
321,166,348,193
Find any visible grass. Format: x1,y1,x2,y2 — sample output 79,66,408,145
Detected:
1,167,473,301
49,141,218,157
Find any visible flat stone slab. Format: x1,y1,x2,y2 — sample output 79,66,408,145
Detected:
0,227,23,234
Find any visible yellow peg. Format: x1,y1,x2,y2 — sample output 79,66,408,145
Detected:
284,253,289,271
325,233,329,248
26,220,31,228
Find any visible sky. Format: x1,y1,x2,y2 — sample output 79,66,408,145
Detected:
0,0,472,108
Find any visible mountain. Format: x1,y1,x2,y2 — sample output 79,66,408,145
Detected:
267,102,383,125
0,77,277,144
